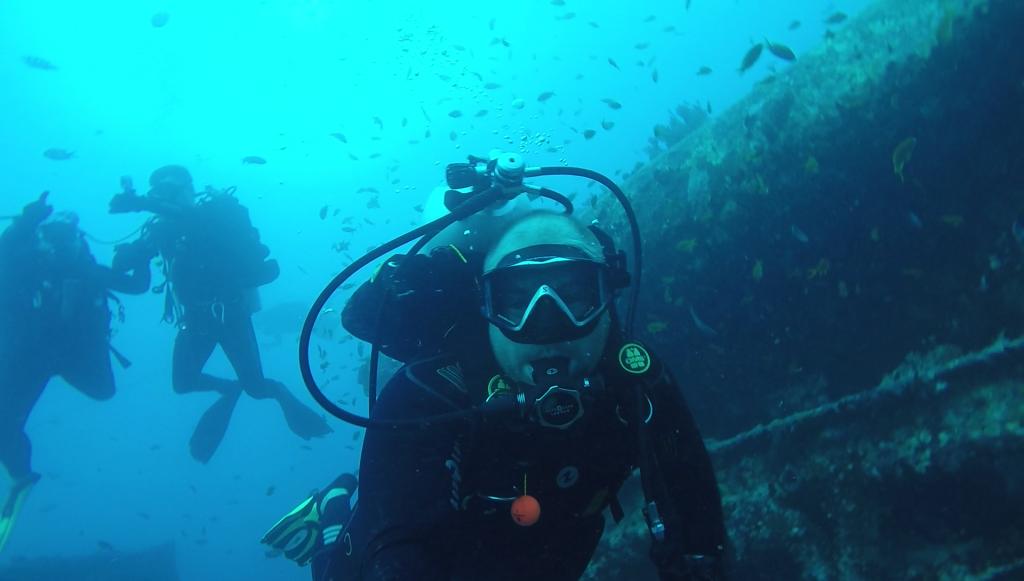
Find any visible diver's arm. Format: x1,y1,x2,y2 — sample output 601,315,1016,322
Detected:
109,192,187,218
111,226,159,275
1,192,52,249
95,263,151,295
325,366,464,579
646,365,728,580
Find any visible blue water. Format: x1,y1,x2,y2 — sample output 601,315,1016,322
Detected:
0,1,870,579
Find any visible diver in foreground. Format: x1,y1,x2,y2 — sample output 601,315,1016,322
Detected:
0,192,148,553
109,166,331,462
266,154,728,580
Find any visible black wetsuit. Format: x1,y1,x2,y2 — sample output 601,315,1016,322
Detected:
314,342,727,580
0,211,147,481
113,193,329,462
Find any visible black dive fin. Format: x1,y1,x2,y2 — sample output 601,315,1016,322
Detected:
189,390,242,463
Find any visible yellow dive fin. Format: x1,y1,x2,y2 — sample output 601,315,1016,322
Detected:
0,473,41,554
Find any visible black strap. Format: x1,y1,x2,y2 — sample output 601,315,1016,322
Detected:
109,344,132,369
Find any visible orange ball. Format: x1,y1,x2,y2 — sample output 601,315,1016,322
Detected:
511,494,541,526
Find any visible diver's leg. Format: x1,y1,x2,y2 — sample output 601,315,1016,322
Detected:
58,338,116,401
0,352,48,481
173,313,244,463
219,310,331,439
172,317,238,394
0,356,48,554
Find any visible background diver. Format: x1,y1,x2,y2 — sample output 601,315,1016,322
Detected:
109,165,331,463
0,192,149,553
266,209,728,580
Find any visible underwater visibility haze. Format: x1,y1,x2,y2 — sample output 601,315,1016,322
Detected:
2,0,1023,579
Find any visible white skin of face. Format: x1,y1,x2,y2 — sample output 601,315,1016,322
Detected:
484,211,612,385
489,311,611,385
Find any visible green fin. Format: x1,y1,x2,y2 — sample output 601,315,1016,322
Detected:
261,494,320,566
0,473,41,554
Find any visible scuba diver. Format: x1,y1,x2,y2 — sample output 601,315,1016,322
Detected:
108,166,331,463
265,153,728,580
0,192,149,553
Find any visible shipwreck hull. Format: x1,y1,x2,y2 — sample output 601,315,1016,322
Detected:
588,0,1024,578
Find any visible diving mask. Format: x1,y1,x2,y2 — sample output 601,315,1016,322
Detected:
482,244,612,344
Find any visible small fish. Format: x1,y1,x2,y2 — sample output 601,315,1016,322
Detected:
788,20,801,30
551,0,565,5
583,129,597,140
357,187,379,194
643,15,656,23
537,91,556,102
512,98,525,110
941,214,963,227
373,116,384,130
908,211,923,229
790,225,809,243
1012,217,1024,248
448,109,463,118
98,540,115,551
651,69,659,83
319,206,328,220
936,5,957,44
635,42,650,50
484,82,502,90
765,39,796,61
330,132,348,143
43,148,74,160
151,12,170,28
556,12,576,20
347,153,359,161
475,109,488,117
601,120,615,130
892,137,917,183
138,512,152,520
752,260,764,281
23,56,57,70
367,195,380,209
242,156,266,165
696,66,713,76
449,130,458,141
689,306,719,337
401,117,408,127
804,156,820,174
979,273,989,292
601,98,622,110
825,11,848,25
646,321,669,334
739,43,764,73
266,485,276,496
608,57,620,70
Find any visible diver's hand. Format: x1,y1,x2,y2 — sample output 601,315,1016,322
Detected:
109,192,144,214
22,191,53,224
112,241,150,272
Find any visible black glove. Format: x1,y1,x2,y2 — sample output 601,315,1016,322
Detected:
109,192,144,214
22,192,53,225
112,242,151,272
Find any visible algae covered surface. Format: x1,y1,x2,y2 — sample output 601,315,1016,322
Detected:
588,0,1024,577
